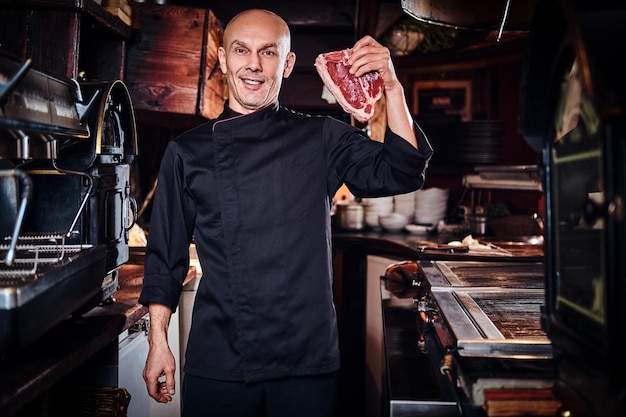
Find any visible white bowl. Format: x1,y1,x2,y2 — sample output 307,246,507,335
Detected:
405,223,431,234
378,213,410,232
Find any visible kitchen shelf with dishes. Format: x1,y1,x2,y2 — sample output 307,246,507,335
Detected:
457,165,544,237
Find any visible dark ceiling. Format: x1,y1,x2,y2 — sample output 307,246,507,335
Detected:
169,0,537,44
169,0,372,39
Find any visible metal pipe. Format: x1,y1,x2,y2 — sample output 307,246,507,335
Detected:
52,160,93,239
497,0,512,41
1,169,32,266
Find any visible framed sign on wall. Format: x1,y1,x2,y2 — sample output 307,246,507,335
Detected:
413,80,472,121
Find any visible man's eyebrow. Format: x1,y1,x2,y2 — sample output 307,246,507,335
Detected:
230,40,278,50
229,40,246,49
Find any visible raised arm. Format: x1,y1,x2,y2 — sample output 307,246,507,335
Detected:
347,35,418,149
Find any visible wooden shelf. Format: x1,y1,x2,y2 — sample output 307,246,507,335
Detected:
0,0,131,80
0,0,132,38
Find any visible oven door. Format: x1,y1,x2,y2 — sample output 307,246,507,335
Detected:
93,164,136,274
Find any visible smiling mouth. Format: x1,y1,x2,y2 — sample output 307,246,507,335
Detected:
242,78,263,86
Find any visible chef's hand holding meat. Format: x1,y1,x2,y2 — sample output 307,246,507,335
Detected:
315,36,419,151
138,8,433,417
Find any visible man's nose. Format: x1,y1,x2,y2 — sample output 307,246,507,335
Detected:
246,53,262,71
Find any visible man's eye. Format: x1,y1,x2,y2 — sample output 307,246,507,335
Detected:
235,48,246,54
262,50,275,57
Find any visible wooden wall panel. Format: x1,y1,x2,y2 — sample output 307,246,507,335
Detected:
126,3,224,119
199,9,224,119
0,9,79,79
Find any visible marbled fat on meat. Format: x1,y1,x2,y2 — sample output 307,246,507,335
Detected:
315,49,384,123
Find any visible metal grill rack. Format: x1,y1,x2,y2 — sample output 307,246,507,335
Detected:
0,232,92,281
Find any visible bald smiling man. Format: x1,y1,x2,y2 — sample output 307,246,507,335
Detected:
139,9,433,417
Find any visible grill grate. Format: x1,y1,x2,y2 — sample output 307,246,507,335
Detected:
436,261,544,288
470,291,546,340
0,232,91,281
422,260,551,358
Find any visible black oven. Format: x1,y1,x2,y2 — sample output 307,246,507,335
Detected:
520,0,626,415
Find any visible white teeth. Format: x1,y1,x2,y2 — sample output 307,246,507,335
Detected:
244,79,261,85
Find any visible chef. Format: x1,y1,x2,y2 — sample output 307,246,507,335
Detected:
139,8,433,417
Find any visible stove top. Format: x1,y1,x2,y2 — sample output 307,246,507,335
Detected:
420,260,545,289
420,260,551,359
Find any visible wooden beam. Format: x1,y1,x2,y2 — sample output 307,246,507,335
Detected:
355,0,379,39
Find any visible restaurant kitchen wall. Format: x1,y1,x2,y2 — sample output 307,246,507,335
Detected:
398,52,541,218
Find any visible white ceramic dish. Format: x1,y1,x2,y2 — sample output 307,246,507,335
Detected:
405,223,431,234
379,213,410,232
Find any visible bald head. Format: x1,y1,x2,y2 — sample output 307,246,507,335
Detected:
224,9,292,56
218,9,296,114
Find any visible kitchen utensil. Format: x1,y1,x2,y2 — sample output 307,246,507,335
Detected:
335,200,365,230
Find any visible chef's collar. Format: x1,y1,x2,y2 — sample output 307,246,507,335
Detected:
219,101,280,120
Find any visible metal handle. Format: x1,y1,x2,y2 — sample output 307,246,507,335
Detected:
123,176,138,243
1,169,32,266
125,195,138,231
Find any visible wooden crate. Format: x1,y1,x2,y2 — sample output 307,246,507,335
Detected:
125,3,224,119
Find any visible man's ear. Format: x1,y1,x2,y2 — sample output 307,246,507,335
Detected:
218,47,227,74
282,52,296,78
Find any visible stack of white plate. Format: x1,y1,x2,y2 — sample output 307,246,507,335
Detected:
362,196,394,229
414,187,449,226
393,191,416,222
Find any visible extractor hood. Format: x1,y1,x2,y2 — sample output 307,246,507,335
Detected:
401,0,538,31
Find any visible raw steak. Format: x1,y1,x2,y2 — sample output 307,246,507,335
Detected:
314,49,384,123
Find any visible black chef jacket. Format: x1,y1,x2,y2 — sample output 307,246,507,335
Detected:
139,102,433,382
